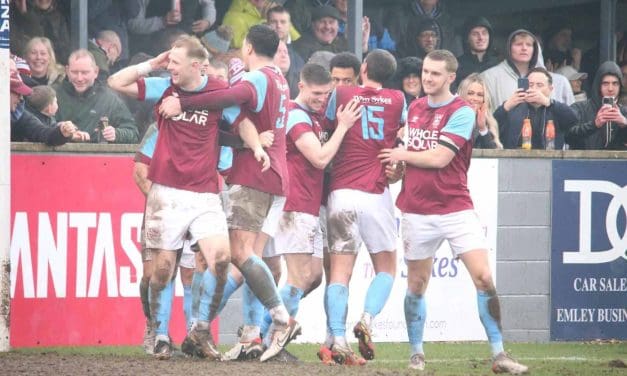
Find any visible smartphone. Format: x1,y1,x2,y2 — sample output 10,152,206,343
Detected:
517,77,529,91
602,96,615,106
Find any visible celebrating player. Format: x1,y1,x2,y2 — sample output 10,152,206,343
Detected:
323,49,407,365
378,49,529,374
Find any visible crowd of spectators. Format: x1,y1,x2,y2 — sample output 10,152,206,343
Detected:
8,0,627,150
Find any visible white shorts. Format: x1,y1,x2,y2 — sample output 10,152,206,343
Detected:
144,183,228,251
261,195,287,237
319,205,329,250
179,240,196,269
402,210,489,261
273,211,323,258
326,188,397,254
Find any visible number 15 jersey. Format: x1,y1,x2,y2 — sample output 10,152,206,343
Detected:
325,85,407,194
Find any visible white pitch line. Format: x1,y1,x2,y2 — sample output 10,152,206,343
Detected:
324,356,593,364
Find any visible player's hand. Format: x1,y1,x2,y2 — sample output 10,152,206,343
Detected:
336,99,362,130
385,161,405,183
253,146,271,172
259,130,274,148
503,89,526,112
150,51,170,71
102,126,116,142
159,95,183,118
378,147,405,165
72,131,91,142
191,19,211,34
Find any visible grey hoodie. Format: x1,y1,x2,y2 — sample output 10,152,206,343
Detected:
481,29,540,107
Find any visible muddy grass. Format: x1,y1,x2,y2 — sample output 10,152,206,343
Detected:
0,353,416,376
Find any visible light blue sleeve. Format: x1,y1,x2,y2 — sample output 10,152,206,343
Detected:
401,96,408,124
286,109,312,133
242,70,267,113
218,146,233,172
139,126,158,158
325,89,338,121
441,106,475,140
222,106,242,126
144,77,172,103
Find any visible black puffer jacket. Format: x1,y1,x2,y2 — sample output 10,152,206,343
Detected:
567,61,627,150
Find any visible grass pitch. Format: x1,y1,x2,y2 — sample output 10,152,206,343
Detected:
9,341,627,375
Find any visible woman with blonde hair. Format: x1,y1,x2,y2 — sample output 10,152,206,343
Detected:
23,37,65,86
457,73,503,149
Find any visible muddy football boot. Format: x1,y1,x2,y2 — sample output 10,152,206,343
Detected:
223,338,264,361
260,319,302,362
353,319,375,360
317,345,336,365
492,352,529,375
408,353,425,370
331,343,366,366
188,327,222,360
153,339,172,360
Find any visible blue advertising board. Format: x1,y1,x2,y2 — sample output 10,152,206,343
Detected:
0,0,8,49
551,160,627,340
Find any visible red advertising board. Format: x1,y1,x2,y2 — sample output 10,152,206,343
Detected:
10,154,218,347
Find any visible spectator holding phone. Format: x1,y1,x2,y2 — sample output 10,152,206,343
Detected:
482,29,540,109
493,67,577,149
567,61,627,150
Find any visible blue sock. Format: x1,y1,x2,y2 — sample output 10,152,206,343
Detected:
325,283,349,337
190,271,203,324
198,269,218,322
281,284,305,316
242,283,264,327
183,284,192,329
364,272,394,317
260,310,272,339
217,274,241,313
151,280,174,337
477,290,504,356
404,291,426,355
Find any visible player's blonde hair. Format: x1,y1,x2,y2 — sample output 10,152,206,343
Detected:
171,35,209,62
426,49,458,73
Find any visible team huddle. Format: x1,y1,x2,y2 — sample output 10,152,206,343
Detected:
108,24,528,375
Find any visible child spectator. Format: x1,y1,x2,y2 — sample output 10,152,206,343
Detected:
555,65,588,103
25,85,59,127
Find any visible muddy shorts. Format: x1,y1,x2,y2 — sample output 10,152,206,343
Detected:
326,188,397,254
144,183,228,251
402,209,489,261
225,184,274,232
269,211,323,258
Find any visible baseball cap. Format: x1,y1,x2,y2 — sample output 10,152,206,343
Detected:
311,5,342,22
10,71,33,96
555,65,587,81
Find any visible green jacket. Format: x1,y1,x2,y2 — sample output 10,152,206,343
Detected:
54,79,139,144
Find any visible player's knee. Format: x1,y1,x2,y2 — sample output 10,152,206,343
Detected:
153,262,172,285
474,272,495,292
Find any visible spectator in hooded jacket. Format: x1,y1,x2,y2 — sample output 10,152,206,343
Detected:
455,16,499,87
567,61,627,150
481,29,539,108
385,0,461,59
402,19,440,59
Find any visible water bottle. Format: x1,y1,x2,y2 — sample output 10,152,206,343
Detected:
521,118,532,150
545,120,555,150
